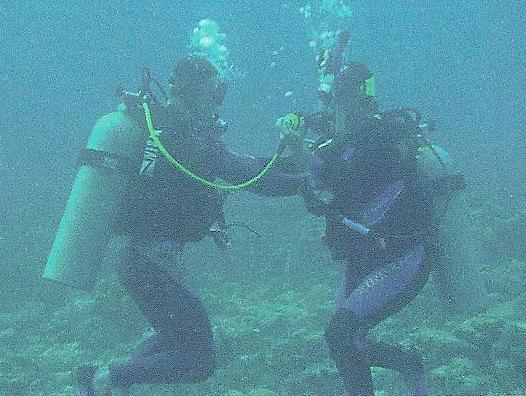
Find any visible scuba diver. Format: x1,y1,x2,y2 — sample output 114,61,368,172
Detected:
75,56,305,396
279,53,466,393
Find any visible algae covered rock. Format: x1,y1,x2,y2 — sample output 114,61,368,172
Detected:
431,357,489,394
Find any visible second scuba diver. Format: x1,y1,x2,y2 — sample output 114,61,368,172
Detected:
279,50,466,394
76,57,306,395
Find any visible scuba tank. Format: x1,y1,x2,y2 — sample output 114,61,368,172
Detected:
43,71,159,291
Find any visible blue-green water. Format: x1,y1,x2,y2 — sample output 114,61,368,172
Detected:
1,1,525,395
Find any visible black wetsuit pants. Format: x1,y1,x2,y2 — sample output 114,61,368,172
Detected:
108,242,216,390
325,245,430,396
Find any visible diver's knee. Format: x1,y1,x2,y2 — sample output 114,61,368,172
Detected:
325,309,353,341
325,309,364,354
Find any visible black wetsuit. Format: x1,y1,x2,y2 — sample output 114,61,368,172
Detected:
309,115,452,395
109,109,302,390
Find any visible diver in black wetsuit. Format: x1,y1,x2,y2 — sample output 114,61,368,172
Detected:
290,61,465,395
77,57,304,396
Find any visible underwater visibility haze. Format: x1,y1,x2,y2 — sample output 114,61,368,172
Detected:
0,1,525,395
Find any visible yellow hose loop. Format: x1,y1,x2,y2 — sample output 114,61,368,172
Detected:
142,102,279,191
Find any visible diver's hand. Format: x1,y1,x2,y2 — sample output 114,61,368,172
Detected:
276,112,302,141
276,112,307,157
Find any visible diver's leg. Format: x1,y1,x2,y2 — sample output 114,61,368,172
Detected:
326,246,430,395
328,263,374,395
325,308,374,396
110,241,216,388
110,344,215,386
367,341,428,395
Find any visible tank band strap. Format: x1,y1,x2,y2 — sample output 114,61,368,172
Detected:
77,147,134,174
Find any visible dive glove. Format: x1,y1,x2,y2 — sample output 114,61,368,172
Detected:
276,112,303,140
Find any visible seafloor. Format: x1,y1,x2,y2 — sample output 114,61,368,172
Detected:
1,192,525,395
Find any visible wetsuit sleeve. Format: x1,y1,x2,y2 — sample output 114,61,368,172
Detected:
212,141,308,196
